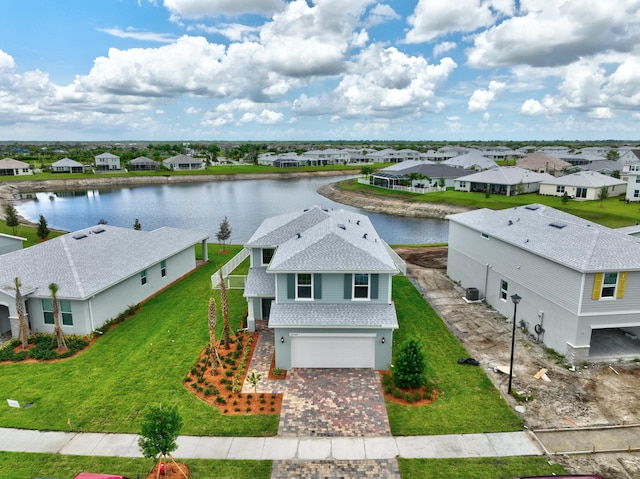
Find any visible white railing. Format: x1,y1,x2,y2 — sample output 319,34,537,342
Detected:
357,177,446,194
211,248,250,289
383,241,407,275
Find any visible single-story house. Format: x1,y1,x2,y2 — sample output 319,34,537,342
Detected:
0,158,33,176
128,156,159,171
51,158,86,173
442,151,498,171
578,160,622,176
0,233,26,256
516,152,571,177
242,206,405,370
371,162,471,189
454,167,554,196
539,171,626,199
446,204,640,363
0,225,209,338
94,152,121,171
163,155,205,170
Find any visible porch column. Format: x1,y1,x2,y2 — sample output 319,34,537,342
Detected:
201,239,208,262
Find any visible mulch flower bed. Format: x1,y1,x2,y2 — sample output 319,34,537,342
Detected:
379,370,438,406
183,330,283,415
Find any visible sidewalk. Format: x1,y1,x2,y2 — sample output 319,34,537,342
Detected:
0,427,542,460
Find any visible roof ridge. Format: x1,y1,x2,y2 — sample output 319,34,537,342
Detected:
60,235,86,298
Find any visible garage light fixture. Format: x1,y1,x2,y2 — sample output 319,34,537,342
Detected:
280,336,285,344
381,337,385,344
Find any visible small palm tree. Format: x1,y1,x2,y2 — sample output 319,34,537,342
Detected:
220,277,231,350
49,283,68,352
14,278,30,350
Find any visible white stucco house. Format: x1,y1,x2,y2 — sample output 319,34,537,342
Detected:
163,155,205,170
0,225,208,338
446,204,640,363
539,171,626,199
0,158,33,176
623,163,640,202
94,152,121,171
242,206,405,370
0,233,26,256
454,167,554,196
51,158,86,173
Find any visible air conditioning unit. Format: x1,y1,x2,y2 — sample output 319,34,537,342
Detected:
465,287,480,301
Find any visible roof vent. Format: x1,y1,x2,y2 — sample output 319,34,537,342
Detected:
92,227,105,234
525,205,541,211
72,233,87,240
356,220,360,225
549,222,567,229
363,233,368,239
296,233,301,239
338,224,346,230
508,220,513,225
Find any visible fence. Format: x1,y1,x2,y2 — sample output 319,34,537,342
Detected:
211,248,250,289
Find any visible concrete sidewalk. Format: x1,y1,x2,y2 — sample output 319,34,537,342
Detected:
0,427,541,460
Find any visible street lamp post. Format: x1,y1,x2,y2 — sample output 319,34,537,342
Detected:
508,293,521,395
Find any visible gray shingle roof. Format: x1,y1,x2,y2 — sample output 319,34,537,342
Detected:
254,207,398,273
447,204,640,272
0,158,30,169
456,166,554,185
540,171,626,187
0,225,208,300
51,158,83,167
269,302,398,328
243,267,275,297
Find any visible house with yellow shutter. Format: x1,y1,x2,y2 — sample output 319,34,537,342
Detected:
446,204,640,364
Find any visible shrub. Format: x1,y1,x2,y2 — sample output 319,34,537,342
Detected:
393,338,427,389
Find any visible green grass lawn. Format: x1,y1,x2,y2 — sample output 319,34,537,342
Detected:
388,276,523,435
0,222,66,247
398,457,566,479
342,178,640,228
0,451,271,479
0,246,278,437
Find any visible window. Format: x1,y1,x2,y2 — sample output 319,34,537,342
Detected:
576,187,587,198
160,261,166,278
556,185,565,193
592,272,627,300
481,233,489,239
500,280,508,301
634,190,640,199
42,299,73,326
353,273,370,299
262,248,275,265
459,181,466,188
141,270,147,285
601,273,618,298
296,274,312,299
636,175,640,183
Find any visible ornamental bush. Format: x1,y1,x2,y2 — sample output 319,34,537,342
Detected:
393,338,427,389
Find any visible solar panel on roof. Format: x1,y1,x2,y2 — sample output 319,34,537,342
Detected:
92,228,105,234
72,233,87,240
549,222,567,229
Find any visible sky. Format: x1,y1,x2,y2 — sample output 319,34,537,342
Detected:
1,0,640,142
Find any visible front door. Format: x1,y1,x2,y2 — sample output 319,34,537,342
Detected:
261,298,272,319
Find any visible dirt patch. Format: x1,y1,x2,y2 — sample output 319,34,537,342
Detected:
183,332,283,416
145,460,189,479
395,245,640,479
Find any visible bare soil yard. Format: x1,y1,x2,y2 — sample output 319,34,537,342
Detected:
395,246,640,479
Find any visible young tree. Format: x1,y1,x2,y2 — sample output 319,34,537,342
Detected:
207,294,221,373
37,214,50,240
4,203,20,235
49,283,68,352
138,404,187,479
133,218,141,230
14,278,30,350
97,218,108,225
393,338,427,389
219,277,231,350
216,216,232,251
598,185,609,207
515,180,525,196
562,191,569,204
360,166,374,176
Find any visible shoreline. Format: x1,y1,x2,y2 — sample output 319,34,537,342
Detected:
0,170,470,226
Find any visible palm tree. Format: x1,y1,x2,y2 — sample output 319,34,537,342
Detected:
49,283,68,352
208,294,221,373
220,277,231,350
14,278,30,350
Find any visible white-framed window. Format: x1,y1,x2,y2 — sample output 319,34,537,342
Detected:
500,279,508,301
636,175,640,183
42,298,73,326
353,273,370,299
160,260,166,277
459,181,466,188
262,248,275,265
556,185,565,193
601,273,618,298
634,190,640,199
141,270,147,285
296,273,312,299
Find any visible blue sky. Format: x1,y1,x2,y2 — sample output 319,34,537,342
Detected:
1,0,640,142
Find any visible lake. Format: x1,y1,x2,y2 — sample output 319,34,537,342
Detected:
15,176,449,244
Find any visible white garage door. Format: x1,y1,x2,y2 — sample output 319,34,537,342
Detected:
290,333,375,368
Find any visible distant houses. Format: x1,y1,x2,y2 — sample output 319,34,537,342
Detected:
163,154,205,170
51,158,86,173
128,156,160,171
454,167,553,196
539,171,627,199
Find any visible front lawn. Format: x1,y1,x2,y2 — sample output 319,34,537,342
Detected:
398,457,566,479
0,452,271,479
0,246,278,436
388,276,523,435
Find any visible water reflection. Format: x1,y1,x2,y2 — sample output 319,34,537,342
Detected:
16,176,448,244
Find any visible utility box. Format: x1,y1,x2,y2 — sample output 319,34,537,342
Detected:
465,287,480,301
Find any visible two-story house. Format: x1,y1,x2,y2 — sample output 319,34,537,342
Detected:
94,152,121,171
447,204,640,364
243,206,405,370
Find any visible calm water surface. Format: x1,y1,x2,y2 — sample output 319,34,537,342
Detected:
16,176,448,244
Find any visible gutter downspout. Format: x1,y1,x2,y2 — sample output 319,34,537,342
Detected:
88,297,96,333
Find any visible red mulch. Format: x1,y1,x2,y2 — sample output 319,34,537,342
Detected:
268,354,287,380
183,331,283,415
145,460,189,479
379,370,438,406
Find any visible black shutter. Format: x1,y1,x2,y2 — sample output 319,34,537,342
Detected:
287,274,295,299
344,274,352,299
371,274,379,299
314,274,322,299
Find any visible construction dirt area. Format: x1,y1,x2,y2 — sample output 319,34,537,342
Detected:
395,246,640,479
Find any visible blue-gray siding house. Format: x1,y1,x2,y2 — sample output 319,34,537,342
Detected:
243,206,405,370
